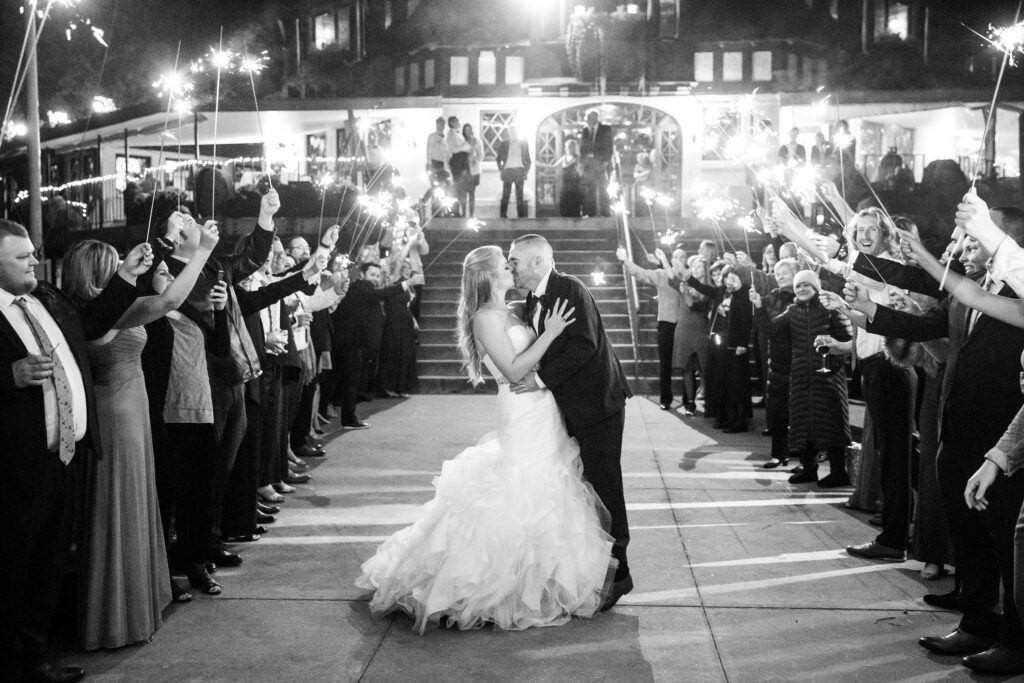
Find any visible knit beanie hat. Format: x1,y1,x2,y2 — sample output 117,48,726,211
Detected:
793,269,821,292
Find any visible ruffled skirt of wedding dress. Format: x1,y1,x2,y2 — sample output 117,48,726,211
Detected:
355,387,615,633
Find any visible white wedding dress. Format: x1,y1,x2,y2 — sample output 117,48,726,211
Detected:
356,323,615,633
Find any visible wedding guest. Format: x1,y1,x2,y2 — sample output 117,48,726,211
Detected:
61,224,217,650
672,255,710,415
378,254,419,398
496,126,531,219
559,139,584,218
580,109,613,217
461,123,483,217
0,219,145,683
446,116,471,216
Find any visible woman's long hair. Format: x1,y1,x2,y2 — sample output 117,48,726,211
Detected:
456,245,502,386
61,239,119,302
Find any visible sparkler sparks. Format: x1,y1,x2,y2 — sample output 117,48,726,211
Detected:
238,51,269,74
152,70,194,100
990,20,1024,65
591,271,607,286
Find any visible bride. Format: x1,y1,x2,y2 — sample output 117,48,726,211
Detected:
356,245,615,632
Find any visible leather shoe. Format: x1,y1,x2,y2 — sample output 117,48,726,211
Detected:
600,574,634,611
294,444,324,459
257,502,280,515
342,420,370,430
258,486,284,503
963,645,1024,675
27,663,85,683
658,403,670,410
788,470,818,484
919,629,993,655
223,533,260,543
285,471,311,485
923,590,960,611
817,472,852,488
256,511,276,525
206,550,242,567
273,482,296,494
762,458,788,469
846,541,904,562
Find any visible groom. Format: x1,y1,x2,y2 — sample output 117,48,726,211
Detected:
508,234,633,609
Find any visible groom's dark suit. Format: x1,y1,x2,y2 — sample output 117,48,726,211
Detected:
0,276,139,675
526,269,632,580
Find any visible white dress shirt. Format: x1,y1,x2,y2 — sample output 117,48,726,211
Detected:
0,288,88,448
426,132,448,164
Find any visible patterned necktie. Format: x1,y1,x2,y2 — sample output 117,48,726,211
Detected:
14,297,76,465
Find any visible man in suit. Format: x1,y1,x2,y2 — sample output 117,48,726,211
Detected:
508,233,633,610
0,219,149,682
845,207,1024,675
495,126,531,219
777,127,807,166
579,109,614,217
330,262,421,428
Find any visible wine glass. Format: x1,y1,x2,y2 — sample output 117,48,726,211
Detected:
814,336,832,374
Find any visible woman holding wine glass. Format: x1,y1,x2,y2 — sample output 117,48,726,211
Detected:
770,269,855,487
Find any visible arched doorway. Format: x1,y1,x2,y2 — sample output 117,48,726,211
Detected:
534,102,681,217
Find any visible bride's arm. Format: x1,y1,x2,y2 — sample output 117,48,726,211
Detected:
473,303,575,383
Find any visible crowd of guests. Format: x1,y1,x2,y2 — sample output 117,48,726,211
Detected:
620,180,1024,675
0,188,428,682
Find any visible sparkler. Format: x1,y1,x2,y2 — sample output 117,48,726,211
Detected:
144,43,183,243
940,2,1024,291
208,28,232,222
591,271,607,286
240,49,270,181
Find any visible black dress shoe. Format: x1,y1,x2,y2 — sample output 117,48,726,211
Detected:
342,420,370,430
207,550,243,566
659,403,671,410
285,471,312,484
256,511,276,524
818,472,852,488
919,628,994,655
762,458,788,469
27,663,85,683
923,590,961,611
294,444,325,458
788,470,818,484
224,533,260,543
257,502,281,515
963,645,1024,674
846,541,904,562
600,574,634,611
254,525,268,535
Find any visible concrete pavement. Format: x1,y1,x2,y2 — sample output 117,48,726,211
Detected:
68,394,982,682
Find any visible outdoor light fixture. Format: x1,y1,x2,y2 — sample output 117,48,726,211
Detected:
46,110,71,126
92,95,116,113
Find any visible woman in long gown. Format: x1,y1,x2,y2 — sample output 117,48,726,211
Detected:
61,220,218,650
356,245,614,632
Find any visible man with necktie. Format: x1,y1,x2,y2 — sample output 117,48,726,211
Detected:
0,219,149,682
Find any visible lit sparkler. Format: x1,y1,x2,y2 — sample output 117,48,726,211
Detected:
591,271,607,286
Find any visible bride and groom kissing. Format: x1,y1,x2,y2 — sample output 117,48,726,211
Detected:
357,234,633,632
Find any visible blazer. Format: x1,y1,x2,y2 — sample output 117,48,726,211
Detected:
866,275,1024,454
532,270,631,427
0,276,139,460
495,139,532,174
331,278,406,350
580,124,614,163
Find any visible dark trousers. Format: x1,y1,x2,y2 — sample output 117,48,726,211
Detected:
568,409,629,580
499,168,526,218
795,444,845,473
938,442,1024,647
280,370,303,460
657,321,676,406
258,364,284,488
860,356,913,550
165,423,216,566
222,391,261,538
210,382,247,550
770,414,789,462
1,447,81,678
336,345,364,424
290,379,318,451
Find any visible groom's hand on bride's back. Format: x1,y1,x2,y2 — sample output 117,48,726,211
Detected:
510,371,541,394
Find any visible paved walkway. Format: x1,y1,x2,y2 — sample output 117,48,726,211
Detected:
70,395,984,682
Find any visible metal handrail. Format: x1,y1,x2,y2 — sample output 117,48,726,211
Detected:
616,208,642,386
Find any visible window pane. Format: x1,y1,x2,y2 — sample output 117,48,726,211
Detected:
424,59,435,88
481,111,515,161
505,56,525,85
409,62,420,91
395,65,405,94
314,13,335,49
659,0,678,39
694,52,713,82
450,56,469,86
752,51,772,81
478,51,496,85
722,52,743,82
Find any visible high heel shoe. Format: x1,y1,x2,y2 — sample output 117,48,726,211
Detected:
171,579,193,603
273,482,296,494
187,563,222,595
258,485,285,503
762,458,788,469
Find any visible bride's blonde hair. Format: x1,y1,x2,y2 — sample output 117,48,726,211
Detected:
457,245,503,386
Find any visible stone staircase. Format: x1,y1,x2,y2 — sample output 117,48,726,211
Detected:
415,217,661,394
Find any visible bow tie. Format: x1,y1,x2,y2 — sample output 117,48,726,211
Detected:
527,292,552,310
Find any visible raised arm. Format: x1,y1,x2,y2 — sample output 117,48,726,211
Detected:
616,246,661,286
115,221,220,329
473,303,575,383
221,190,280,282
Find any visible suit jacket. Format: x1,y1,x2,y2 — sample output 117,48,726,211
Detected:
778,143,807,165
495,139,532,174
0,276,140,460
866,276,1024,454
532,270,631,428
331,278,405,350
852,254,965,300
580,124,614,164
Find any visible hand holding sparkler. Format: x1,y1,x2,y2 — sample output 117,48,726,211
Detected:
320,224,341,250
197,221,220,252
271,236,284,255
843,280,872,311
259,189,281,229
818,289,848,312
749,286,762,309
615,246,628,262
955,191,1005,255
119,243,154,279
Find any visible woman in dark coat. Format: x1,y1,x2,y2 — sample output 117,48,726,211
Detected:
688,262,753,432
378,257,419,397
751,257,797,467
775,269,853,487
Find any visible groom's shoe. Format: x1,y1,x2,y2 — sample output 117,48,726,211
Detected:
601,574,634,612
